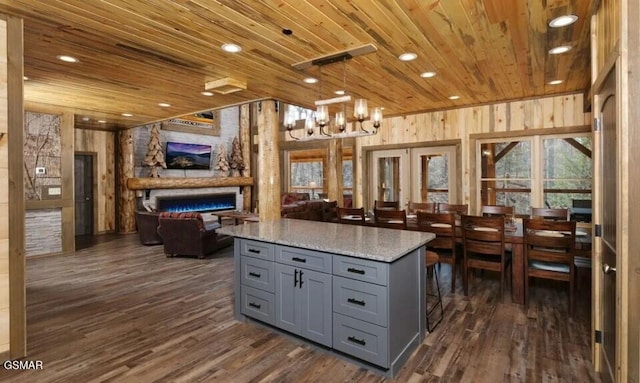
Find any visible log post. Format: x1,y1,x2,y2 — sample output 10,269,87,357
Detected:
257,100,280,221
240,103,252,211
117,129,136,233
327,139,344,206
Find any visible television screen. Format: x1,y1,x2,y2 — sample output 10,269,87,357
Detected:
165,142,212,169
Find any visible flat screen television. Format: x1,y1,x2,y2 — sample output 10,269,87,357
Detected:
165,141,212,169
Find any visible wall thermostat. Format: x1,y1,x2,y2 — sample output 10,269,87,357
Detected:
35,167,46,175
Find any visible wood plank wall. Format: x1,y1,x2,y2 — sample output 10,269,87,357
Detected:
74,129,116,233
595,0,620,72
351,93,591,209
1,14,26,359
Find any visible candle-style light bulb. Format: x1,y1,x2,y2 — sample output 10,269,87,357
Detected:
354,99,368,122
335,111,346,132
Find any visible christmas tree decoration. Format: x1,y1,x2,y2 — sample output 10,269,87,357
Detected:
214,143,229,177
229,136,245,177
142,124,167,177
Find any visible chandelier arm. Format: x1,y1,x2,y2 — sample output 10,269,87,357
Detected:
288,129,300,140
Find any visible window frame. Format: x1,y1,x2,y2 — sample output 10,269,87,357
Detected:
476,132,592,215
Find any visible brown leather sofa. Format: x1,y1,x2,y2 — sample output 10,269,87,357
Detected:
157,212,232,258
135,210,163,245
281,200,337,222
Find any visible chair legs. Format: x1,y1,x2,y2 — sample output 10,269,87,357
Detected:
426,264,444,332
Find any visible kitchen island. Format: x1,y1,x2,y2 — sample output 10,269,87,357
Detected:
218,219,434,377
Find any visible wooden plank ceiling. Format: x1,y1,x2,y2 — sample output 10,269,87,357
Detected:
0,0,595,131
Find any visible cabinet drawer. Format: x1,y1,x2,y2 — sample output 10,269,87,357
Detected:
241,285,275,325
241,256,275,293
333,255,388,286
240,239,275,261
333,313,388,368
276,246,332,274
333,276,388,327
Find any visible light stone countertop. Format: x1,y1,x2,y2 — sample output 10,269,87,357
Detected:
217,218,435,262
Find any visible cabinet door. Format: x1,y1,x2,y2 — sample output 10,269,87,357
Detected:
275,263,300,334
299,269,333,347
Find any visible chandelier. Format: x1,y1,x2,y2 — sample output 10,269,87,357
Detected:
285,54,383,141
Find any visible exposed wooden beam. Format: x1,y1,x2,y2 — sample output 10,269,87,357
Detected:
564,138,592,158
494,141,519,162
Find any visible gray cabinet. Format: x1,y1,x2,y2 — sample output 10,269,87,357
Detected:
275,263,332,347
234,237,424,377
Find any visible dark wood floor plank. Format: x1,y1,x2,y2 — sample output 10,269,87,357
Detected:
0,233,598,383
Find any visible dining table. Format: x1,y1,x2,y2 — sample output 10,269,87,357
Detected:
357,213,591,305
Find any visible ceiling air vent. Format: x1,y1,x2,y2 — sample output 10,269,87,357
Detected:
204,77,247,94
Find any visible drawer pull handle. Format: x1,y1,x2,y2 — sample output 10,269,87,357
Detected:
347,267,365,275
347,336,366,346
347,298,366,306
292,257,307,263
248,248,261,254
249,272,261,278
248,302,261,309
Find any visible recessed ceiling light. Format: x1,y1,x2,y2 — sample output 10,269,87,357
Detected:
549,15,578,28
23,76,29,80
303,77,318,84
201,91,214,96
449,95,460,100
81,116,90,122
420,71,437,78
57,55,79,63
121,113,133,117
98,120,107,124
398,52,417,61
334,90,345,95
221,43,241,53
548,80,564,85
158,102,171,108
549,45,572,54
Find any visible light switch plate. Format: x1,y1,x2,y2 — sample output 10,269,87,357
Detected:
35,167,46,175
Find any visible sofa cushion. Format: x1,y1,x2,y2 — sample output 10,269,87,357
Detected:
159,211,205,231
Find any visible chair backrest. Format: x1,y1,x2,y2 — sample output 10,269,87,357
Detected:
438,203,468,216
415,212,456,251
374,209,407,229
408,201,436,213
481,205,514,217
523,218,576,266
374,200,400,210
336,207,366,225
531,207,569,221
461,215,505,256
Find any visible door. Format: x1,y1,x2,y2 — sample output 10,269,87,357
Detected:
597,71,616,383
275,263,300,334
370,149,410,209
299,268,332,347
411,146,457,204
74,154,94,236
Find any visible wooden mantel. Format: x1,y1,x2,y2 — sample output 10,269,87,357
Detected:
127,176,253,190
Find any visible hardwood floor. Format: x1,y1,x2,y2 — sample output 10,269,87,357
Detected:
0,234,599,382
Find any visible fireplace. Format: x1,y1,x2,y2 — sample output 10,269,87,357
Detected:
156,193,236,213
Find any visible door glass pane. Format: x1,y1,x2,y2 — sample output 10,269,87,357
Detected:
543,137,592,209
377,157,400,202
416,154,449,203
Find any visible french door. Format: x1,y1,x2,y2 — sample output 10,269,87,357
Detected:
370,146,457,209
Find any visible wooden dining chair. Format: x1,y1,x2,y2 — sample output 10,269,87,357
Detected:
461,215,510,300
373,208,407,229
530,207,569,221
415,212,458,293
408,201,436,213
374,200,400,210
523,218,576,315
481,205,514,217
336,207,366,225
437,203,468,216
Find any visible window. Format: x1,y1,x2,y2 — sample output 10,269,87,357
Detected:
478,134,591,215
286,147,353,200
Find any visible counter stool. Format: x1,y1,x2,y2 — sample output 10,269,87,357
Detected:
425,250,444,332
